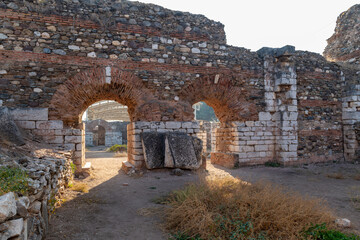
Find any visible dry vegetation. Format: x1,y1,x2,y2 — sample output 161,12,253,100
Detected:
71,183,89,193
165,176,336,240
327,173,345,179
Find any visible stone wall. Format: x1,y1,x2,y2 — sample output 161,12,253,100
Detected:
0,152,73,240
84,119,126,147
0,0,359,168
9,108,85,169
197,121,212,153
127,121,199,168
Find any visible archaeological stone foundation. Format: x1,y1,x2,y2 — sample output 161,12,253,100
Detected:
0,1,359,171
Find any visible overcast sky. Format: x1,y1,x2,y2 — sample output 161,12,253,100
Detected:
130,0,358,54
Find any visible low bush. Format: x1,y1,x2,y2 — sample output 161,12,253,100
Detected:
264,161,282,167
107,144,127,152
0,166,29,196
302,223,360,240
164,177,338,240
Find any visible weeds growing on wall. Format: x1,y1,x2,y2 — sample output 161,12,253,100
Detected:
70,162,76,174
0,166,29,196
164,176,340,240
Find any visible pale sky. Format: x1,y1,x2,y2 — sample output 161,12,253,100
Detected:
130,0,358,54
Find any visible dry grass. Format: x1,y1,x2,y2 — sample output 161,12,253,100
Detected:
165,176,335,240
71,183,89,193
327,173,345,179
350,186,360,211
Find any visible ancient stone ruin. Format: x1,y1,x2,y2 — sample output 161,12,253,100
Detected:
0,0,359,171
0,0,360,238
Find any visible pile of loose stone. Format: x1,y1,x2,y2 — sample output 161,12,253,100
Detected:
0,149,73,240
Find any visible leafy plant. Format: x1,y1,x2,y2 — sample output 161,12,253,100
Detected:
107,144,127,152
264,161,282,167
0,166,29,196
302,223,360,240
169,232,202,240
70,162,76,174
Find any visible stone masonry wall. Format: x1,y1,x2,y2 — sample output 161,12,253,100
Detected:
0,0,359,168
9,108,85,169
0,151,73,240
127,121,199,168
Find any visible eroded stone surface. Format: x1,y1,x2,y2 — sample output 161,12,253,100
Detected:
0,193,17,223
0,107,25,146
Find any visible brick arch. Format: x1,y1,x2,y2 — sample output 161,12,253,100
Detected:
179,74,258,122
50,67,154,127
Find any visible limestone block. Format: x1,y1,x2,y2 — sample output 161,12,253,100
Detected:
282,112,298,121
36,120,63,130
0,218,24,239
55,129,73,135
65,135,82,144
165,121,181,129
181,122,193,128
63,144,75,150
150,122,165,129
72,129,82,135
76,144,82,151
16,197,30,218
15,121,35,129
33,129,55,136
134,122,150,129
11,108,48,121
0,192,17,222
259,112,272,121
42,135,63,144
255,145,268,151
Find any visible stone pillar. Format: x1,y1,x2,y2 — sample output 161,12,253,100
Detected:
271,55,298,163
342,83,360,161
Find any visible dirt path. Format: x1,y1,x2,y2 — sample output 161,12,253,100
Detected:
47,149,360,239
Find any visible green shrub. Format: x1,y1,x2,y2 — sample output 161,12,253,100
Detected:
107,144,127,152
70,162,76,174
169,232,202,240
302,223,360,240
0,166,29,196
264,161,282,167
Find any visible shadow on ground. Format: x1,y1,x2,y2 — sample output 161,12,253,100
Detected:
47,151,360,239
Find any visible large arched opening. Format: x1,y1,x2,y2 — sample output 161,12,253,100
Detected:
49,67,153,170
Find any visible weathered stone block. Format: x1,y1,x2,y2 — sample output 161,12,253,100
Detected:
11,108,48,121
15,121,35,129
0,192,17,222
0,107,25,146
65,135,81,143
42,135,63,144
36,120,63,130
164,132,202,170
141,132,166,169
165,121,181,129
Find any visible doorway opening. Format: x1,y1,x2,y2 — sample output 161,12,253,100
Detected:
81,100,131,167
192,101,219,153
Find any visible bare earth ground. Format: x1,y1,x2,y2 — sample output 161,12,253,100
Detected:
47,147,360,239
